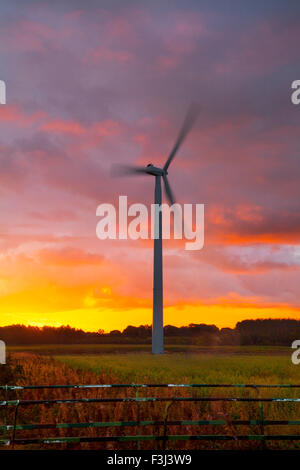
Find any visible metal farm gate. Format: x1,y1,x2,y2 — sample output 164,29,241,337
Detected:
1,383,300,449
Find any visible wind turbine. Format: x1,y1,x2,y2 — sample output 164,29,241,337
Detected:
113,106,199,354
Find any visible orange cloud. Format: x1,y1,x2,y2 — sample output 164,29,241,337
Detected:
0,105,46,127
40,119,85,135
40,117,119,141
37,247,104,267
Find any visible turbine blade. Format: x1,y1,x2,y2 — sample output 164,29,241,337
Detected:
111,164,149,177
163,103,199,171
163,174,175,205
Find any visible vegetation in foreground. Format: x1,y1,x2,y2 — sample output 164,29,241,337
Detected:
1,349,300,450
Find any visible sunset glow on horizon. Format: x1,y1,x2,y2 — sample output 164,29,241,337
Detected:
2,303,299,333
0,1,299,332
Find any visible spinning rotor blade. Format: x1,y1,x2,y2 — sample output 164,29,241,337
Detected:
111,164,149,177
163,174,176,205
163,104,199,171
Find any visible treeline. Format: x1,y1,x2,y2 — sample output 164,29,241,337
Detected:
236,319,300,346
0,319,299,346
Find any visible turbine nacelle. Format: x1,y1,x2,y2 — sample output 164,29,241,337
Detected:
146,164,166,176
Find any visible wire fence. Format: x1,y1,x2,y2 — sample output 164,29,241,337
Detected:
1,383,300,449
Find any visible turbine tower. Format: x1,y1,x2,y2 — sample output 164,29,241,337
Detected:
114,105,198,354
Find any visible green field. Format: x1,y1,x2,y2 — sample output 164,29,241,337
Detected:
7,343,297,383
54,350,299,384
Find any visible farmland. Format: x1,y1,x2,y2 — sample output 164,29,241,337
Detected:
1,345,300,450
55,348,296,384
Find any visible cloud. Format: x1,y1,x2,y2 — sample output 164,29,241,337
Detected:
199,244,300,274
40,119,85,135
0,1,299,328
37,247,105,266
0,105,46,126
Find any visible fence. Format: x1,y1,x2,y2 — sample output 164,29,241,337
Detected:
1,383,300,449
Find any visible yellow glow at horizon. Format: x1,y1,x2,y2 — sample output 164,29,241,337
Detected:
0,302,299,332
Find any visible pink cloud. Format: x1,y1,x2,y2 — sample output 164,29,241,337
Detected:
1,19,74,52
40,119,85,135
40,117,119,138
0,106,46,127
85,47,132,65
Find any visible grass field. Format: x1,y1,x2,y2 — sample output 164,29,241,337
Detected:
55,350,298,384
8,343,297,384
1,345,300,450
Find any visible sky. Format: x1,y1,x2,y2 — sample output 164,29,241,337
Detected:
0,0,299,332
